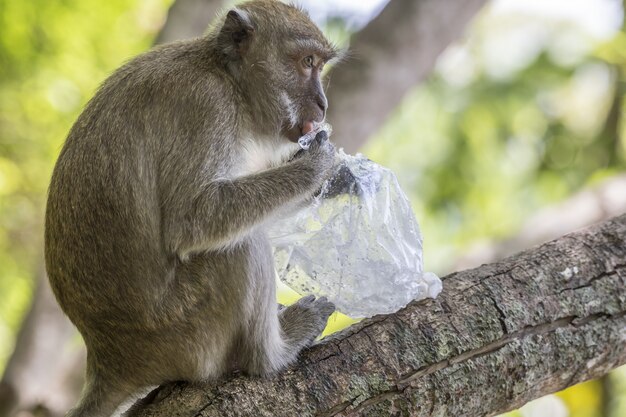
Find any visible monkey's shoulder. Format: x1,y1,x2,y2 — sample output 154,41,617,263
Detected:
100,39,232,107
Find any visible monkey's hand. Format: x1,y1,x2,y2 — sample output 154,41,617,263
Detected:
168,132,337,254
294,130,336,191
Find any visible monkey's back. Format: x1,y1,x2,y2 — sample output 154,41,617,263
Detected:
44,38,236,332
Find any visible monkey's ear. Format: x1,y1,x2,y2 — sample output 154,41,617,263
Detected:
218,9,255,58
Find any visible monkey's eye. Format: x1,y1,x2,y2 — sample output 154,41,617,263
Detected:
303,55,314,68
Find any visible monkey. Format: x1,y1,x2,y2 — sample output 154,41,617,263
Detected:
44,1,340,416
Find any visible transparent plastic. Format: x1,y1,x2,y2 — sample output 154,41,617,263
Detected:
269,150,442,319
298,122,333,150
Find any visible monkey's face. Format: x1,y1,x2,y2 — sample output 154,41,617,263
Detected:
279,50,333,143
218,1,339,142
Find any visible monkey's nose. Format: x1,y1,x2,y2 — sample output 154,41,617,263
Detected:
316,96,328,115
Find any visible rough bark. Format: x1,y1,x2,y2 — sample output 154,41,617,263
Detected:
128,213,626,417
326,0,488,153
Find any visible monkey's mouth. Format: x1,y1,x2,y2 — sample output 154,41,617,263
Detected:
301,121,316,136
283,121,319,143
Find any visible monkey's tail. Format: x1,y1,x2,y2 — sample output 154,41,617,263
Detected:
65,375,131,417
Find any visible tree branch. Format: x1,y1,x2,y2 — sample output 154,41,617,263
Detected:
128,213,626,417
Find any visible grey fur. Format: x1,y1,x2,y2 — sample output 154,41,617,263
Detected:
44,1,338,416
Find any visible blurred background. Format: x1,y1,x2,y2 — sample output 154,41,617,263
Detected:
0,0,625,416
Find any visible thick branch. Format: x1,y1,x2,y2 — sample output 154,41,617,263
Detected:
129,214,626,416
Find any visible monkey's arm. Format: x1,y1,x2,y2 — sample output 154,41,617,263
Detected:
169,144,333,255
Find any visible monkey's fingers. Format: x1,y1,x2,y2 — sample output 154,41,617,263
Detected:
314,130,328,143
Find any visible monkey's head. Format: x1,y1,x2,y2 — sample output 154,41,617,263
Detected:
216,0,340,142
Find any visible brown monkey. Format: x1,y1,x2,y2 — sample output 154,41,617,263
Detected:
44,1,339,415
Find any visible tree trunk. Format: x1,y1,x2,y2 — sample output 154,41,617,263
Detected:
0,269,84,417
128,213,626,417
154,0,224,45
326,0,488,152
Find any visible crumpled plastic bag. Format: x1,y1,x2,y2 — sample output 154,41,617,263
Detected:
268,150,441,319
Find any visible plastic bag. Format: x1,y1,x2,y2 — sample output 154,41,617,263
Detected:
269,150,441,319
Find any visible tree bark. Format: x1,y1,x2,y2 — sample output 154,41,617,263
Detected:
128,213,626,417
326,0,488,153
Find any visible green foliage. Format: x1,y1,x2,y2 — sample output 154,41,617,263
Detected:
362,14,625,274
0,0,172,370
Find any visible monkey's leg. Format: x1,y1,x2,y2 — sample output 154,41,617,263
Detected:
239,295,334,376
65,372,132,417
236,234,334,376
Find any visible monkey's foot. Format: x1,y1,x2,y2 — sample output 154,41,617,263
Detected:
279,295,335,348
